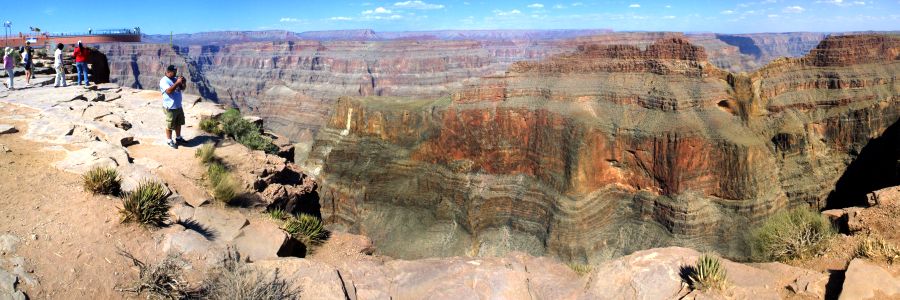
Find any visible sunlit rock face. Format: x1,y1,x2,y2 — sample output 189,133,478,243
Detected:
305,35,899,261
99,32,898,262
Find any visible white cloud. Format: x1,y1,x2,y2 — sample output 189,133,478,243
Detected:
572,2,583,6
721,10,735,14
767,14,779,17
782,5,804,13
330,16,353,21
629,3,641,8
816,0,866,6
528,3,544,8
363,7,393,14
393,1,444,10
493,9,522,16
662,15,676,19
279,17,301,22
553,4,566,9
665,5,671,8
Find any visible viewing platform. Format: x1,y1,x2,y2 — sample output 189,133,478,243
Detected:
0,28,141,48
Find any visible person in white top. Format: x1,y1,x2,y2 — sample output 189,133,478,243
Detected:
53,43,67,88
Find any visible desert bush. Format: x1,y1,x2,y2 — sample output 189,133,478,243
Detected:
120,180,170,226
199,118,222,135
117,249,198,299
749,207,835,262
213,175,239,204
237,131,279,154
566,262,592,276
82,166,121,196
684,254,728,291
856,234,900,263
203,249,299,300
282,214,325,244
207,162,228,187
218,108,278,154
195,142,217,164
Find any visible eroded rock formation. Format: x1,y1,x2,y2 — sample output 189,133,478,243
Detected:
304,34,900,261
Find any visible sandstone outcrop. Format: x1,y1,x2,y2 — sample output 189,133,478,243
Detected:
304,34,900,261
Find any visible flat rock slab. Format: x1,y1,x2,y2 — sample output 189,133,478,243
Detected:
0,125,16,135
0,269,15,292
0,235,20,255
160,224,214,254
839,258,900,300
232,221,290,262
251,258,348,300
53,141,130,175
190,207,249,243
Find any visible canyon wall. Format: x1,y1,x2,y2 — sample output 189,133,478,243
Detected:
100,31,828,143
303,34,899,261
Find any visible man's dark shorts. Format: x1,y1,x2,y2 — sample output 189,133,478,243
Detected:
164,108,185,130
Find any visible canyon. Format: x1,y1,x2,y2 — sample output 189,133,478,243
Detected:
97,30,900,262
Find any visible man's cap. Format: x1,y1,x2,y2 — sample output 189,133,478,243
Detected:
166,65,177,72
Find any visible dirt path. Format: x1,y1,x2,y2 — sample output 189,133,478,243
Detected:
0,103,158,299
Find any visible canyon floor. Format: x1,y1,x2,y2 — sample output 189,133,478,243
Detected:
0,75,899,299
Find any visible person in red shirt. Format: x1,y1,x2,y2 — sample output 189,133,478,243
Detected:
73,41,90,86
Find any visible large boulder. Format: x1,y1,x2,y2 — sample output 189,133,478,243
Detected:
839,258,900,300
232,221,297,262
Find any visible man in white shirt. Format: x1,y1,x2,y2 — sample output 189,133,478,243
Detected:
53,43,66,88
160,65,186,149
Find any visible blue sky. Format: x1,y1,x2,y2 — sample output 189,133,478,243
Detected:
5,0,899,35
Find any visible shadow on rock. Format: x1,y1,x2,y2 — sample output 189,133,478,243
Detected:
176,218,217,241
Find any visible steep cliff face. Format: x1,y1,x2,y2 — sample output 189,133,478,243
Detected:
305,35,900,261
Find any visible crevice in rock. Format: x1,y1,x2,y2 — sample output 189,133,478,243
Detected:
823,269,845,300
825,118,900,208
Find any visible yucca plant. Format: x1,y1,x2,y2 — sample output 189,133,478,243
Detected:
687,254,728,291
120,180,170,226
83,166,121,196
195,142,217,164
266,208,286,221
282,214,325,244
213,175,239,204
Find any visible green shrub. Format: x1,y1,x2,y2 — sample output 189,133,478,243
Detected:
218,108,278,154
195,142,217,164
120,180,170,226
207,162,228,187
749,207,835,262
237,131,279,154
685,254,728,291
83,166,121,196
199,118,222,135
282,214,324,244
213,175,239,204
856,234,900,264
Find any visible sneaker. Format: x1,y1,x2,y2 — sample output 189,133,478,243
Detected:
167,140,178,149
175,136,187,144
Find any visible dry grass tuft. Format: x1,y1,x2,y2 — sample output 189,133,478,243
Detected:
83,166,121,196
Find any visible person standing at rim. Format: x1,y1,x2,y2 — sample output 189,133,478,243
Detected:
53,43,67,88
21,43,33,87
3,48,15,90
160,65,187,149
73,41,90,86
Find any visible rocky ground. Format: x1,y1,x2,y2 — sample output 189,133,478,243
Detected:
0,75,898,299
